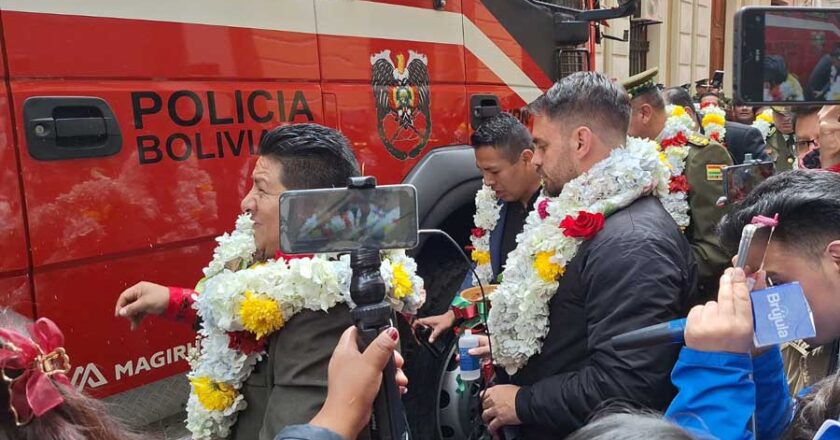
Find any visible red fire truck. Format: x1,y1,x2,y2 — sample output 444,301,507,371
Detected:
0,0,630,437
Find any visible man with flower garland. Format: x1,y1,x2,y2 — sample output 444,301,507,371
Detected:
114,124,376,440
415,112,541,343
623,68,733,302
663,87,769,166
474,72,696,439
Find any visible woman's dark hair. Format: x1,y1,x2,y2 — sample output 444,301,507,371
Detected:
567,412,696,440
783,374,840,440
0,310,150,440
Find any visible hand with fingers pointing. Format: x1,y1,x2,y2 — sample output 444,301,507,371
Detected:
684,268,756,354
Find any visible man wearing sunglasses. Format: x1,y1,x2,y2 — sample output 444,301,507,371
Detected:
663,170,840,439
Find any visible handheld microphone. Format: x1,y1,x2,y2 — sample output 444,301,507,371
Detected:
611,318,687,351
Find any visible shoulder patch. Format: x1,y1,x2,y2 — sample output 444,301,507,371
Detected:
688,132,710,147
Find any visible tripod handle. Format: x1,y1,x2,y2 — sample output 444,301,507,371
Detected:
357,324,407,440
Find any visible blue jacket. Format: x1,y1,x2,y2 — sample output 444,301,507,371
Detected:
459,202,507,291
665,346,792,440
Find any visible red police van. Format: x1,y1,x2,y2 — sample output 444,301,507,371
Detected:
0,0,628,437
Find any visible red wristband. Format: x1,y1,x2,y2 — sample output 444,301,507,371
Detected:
164,286,198,324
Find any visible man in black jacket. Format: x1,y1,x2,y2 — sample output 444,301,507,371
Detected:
477,72,697,439
662,86,769,165
722,121,771,165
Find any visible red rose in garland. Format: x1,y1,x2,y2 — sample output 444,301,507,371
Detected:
559,211,605,240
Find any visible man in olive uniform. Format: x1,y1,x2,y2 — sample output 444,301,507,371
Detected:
622,68,734,302
693,79,710,102
765,106,797,172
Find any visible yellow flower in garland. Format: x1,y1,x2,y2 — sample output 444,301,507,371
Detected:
239,291,284,339
471,250,491,266
534,251,565,282
391,263,413,299
190,376,237,411
702,113,726,127
658,152,673,170
671,106,686,117
757,112,774,124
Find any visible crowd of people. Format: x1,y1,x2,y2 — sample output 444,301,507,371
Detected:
2,66,840,440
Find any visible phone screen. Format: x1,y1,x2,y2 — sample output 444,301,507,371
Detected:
735,225,773,272
279,185,418,254
712,70,724,89
735,7,840,104
722,161,775,204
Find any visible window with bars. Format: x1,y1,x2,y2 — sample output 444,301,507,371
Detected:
550,0,591,79
558,48,591,78
629,20,650,75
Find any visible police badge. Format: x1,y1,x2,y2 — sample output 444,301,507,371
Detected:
370,50,432,160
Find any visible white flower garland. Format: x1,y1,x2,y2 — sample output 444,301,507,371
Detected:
657,105,693,229
780,75,804,101
186,214,424,439
470,185,503,285
488,137,669,374
752,108,775,140
765,74,804,101
700,104,727,145
203,214,257,279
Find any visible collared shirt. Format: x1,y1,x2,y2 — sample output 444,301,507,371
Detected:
500,190,540,272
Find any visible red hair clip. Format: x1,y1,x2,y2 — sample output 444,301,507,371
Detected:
0,318,71,426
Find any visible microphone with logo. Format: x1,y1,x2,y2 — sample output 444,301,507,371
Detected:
611,282,816,350
612,215,817,351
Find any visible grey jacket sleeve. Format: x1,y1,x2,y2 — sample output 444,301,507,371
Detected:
274,424,344,440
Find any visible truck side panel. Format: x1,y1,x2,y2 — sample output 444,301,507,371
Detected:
0,15,31,317
1,3,322,398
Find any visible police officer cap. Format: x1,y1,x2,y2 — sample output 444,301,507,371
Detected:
621,67,659,99
771,105,792,116
694,78,710,87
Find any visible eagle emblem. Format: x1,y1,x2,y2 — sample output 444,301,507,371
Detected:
370,50,431,160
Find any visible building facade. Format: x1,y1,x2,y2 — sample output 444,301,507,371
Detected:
594,0,838,96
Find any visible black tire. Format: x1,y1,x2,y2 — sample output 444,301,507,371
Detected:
404,204,473,440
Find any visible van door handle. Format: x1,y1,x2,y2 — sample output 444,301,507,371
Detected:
470,94,501,129
24,97,122,161
55,116,108,139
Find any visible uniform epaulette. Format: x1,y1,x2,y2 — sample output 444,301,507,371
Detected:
687,132,710,147
768,126,777,137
